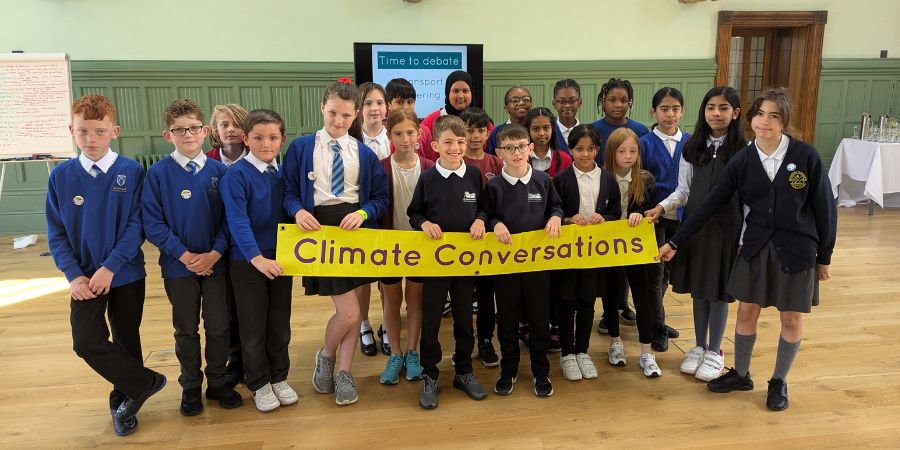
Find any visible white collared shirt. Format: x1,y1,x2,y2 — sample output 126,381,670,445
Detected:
244,152,278,173
653,127,683,158
171,150,207,172
573,163,601,218
501,164,532,185
557,118,581,144
79,149,117,175
530,149,552,172
615,171,633,220
390,156,421,231
362,126,391,160
434,159,467,178
313,129,360,206
220,148,247,166
756,134,789,182
660,134,730,215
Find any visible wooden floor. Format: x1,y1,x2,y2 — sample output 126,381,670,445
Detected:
1,205,899,449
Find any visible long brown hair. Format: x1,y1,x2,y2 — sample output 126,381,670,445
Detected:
604,127,646,206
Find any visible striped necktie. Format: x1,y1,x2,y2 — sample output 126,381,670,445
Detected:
186,161,198,175
89,164,102,178
330,140,344,197
265,164,277,174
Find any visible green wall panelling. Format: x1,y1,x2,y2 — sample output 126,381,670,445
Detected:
814,59,900,167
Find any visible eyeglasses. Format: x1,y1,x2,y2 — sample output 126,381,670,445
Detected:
169,125,204,136
506,96,533,105
554,98,581,106
499,144,530,154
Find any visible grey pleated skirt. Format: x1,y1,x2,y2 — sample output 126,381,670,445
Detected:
726,241,819,313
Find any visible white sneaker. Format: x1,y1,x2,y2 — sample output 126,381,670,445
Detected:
575,353,598,379
640,353,662,378
679,346,706,375
695,350,725,382
271,380,299,406
560,354,582,380
252,383,280,412
608,341,626,366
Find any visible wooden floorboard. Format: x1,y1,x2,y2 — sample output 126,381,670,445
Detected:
0,205,898,449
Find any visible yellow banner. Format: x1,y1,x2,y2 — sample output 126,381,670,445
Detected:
275,220,658,277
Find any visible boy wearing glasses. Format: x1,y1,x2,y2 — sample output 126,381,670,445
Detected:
486,86,533,154
143,99,242,416
484,124,563,398
47,95,166,436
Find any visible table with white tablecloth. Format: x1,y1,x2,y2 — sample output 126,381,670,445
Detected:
828,138,900,214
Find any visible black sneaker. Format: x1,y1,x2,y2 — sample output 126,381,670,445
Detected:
548,327,562,353
206,385,243,409
766,378,789,411
110,406,138,436
224,359,244,388
359,328,377,356
707,368,754,393
651,330,669,352
665,325,680,338
533,376,553,397
453,372,487,400
619,306,637,325
597,317,609,335
518,325,531,349
478,339,500,367
419,375,439,410
377,324,391,356
115,373,167,421
180,387,203,416
494,375,516,395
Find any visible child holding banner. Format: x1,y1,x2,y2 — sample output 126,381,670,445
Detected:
407,114,488,409
553,124,623,381
378,108,434,384
658,88,836,411
486,124,563,397
282,79,389,406
606,127,664,378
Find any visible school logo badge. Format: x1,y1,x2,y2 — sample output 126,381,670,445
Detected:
181,189,192,200
113,174,128,192
73,195,84,206
463,191,476,203
789,171,807,189
786,163,797,172
528,193,543,202
210,177,219,189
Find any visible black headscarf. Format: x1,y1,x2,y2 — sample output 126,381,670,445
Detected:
444,70,474,116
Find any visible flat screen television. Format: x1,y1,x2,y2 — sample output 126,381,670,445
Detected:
353,42,484,118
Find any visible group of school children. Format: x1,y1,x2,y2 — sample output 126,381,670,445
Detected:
46,68,836,437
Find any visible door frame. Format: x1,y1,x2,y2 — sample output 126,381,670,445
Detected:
715,10,827,141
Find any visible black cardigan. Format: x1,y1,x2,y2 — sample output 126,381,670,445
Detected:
552,166,622,222
671,138,836,273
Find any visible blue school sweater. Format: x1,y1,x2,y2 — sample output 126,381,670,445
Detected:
46,156,146,287
590,118,650,165
671,138,837,273
486,122,570,156
282,134,388,228
220,158,288,261
640,131,691,217
142,156,230,278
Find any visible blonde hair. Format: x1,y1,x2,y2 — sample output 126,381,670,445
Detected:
604,127,646,206
208,104,249,148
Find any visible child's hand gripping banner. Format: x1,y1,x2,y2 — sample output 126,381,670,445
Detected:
276,220,658,277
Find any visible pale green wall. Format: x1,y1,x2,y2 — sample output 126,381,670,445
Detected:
2,0,898,61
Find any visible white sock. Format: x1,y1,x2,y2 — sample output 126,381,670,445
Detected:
360,320,374,346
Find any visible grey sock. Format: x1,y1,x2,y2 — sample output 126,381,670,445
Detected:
734,332,757,377
707,301,729,353
772,336,801,381
692,298,711,348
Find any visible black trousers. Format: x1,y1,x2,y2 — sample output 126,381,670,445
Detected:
474,276,496,341
548,271,560,329
560,268,606,356
655,218,680,332
420,276,475,380
229,260,293,392
70,278,158,402
163,275,230,390
608,264,660,344
495,272,550,379
224,272,243,374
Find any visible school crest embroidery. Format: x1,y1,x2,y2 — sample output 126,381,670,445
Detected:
210,177,219,189
113,174,128,192
789,171,807,189
463,191,476,203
